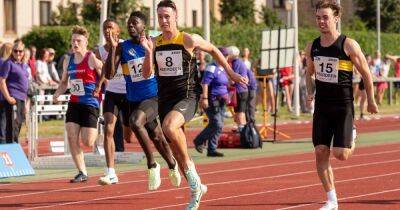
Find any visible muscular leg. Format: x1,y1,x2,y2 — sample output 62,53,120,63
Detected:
129,110,156,169
148,122,176,169
315,145,335,193
332,147,353,161
80,127,98,148
122,125,133,143
162,111,191,170
103,112,117,169
66,122,85,173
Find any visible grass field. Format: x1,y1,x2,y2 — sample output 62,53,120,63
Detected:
3,130,400,183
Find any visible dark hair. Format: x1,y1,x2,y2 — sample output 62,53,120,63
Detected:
103,18,117,25
157,0,177,12
315,0,342,17
129,11,147,24
38,48,48,60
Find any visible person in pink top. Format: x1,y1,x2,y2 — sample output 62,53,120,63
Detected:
386,54,400,104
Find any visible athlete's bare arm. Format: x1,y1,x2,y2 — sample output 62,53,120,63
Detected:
386,54,399,63
305,42,315,107
184,33,248,86
344,38,378,114
53,55,70,103
88,52,103,77
140,34,154,79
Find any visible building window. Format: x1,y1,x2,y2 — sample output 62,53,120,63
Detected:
4,0,16,33
192,10,197,27
273,0,284,8
40,1,51,25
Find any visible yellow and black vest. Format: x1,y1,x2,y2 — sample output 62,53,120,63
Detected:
154,31,200,102
311,35,354,103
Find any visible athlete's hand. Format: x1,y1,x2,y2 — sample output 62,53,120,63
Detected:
367,100,379,114
52,94,59,104
306,94,314,109
200,98,209,110
140,33,153,52
106,28,118,48
230,73,248,86
93,85,101,98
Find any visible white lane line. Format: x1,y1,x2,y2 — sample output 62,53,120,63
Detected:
3,148,399,199
19,159,400,209
145,172,400,210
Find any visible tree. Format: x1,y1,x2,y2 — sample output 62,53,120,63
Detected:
260,5,283,28
51,0,80,25
81,0,101,23
219,0,255,24
356,0,400,33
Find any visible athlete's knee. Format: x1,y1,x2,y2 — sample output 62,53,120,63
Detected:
129,116,145,131
104,123,115,137
82,138,96,147
314,146,330,158
333,149,351,161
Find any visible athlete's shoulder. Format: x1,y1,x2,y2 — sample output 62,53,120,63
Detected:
343,37,362,56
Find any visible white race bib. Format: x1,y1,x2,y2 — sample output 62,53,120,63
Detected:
314,56,339,83
127,57,154,82
156,50,183,76
70,79,85,96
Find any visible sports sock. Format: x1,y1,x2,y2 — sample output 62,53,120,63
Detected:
184,163,200,191
108,168,116,175
327,189,337,202
80,170,87,176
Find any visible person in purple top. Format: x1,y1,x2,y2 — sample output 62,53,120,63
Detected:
228,46,249,131
193,47,230,157
246,66,257,123
0,40,29,144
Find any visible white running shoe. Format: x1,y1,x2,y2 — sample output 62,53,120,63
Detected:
186,184,208,210
351,125,357,148
319,200,338,210
148,162,161,191
98,174,119,185
169,162,181,187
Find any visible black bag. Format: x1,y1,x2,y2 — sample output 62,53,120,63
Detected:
240,122,262,148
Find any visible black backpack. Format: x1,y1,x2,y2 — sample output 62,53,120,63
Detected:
240,122,262,148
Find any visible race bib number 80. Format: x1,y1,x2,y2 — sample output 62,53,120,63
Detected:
314,56,339,83
156,50,183,76
70,79,85,96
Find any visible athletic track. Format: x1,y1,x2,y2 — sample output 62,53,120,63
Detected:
3,115,398,209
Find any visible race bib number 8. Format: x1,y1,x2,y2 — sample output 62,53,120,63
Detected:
156,50,183,76
70,79,85,96
314,56,339,83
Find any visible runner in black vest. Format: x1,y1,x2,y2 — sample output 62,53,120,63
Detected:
141,1,247,209
305,1,378,210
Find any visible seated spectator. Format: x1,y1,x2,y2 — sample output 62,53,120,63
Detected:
279,66,294,112
0,41,29,144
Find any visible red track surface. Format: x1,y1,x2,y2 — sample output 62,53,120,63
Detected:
21,115,400,156
2,142,400,209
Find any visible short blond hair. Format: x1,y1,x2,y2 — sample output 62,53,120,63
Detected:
72,25,89,39
0,42,13,59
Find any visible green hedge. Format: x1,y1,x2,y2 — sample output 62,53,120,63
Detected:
22,23,400,61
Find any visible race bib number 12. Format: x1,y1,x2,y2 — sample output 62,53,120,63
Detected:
314,56,339,83
156,50,183,76
70,79,85,96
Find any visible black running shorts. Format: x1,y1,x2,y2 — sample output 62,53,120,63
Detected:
235,91,249,113
128,97,159,131
312,101,354,148
66,102,99,128
158,93,199,124
103,91,130,126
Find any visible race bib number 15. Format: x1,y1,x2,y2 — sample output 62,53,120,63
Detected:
156,50,183,76
314,56,339,83
70,79,85,96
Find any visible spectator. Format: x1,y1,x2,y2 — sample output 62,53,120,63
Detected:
255,59,276,115
0,41,29,144
228,46,248,131
0,43,13,62
299,51,309,113
242,47,252,70
246,62,257,123
193,47,230,157
56,49,72,79
373,51,382,78
28,46,37,81
36,49,57,90
376,56,390,105
386,54,400,104
279,66,294,112
47,48,60,84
